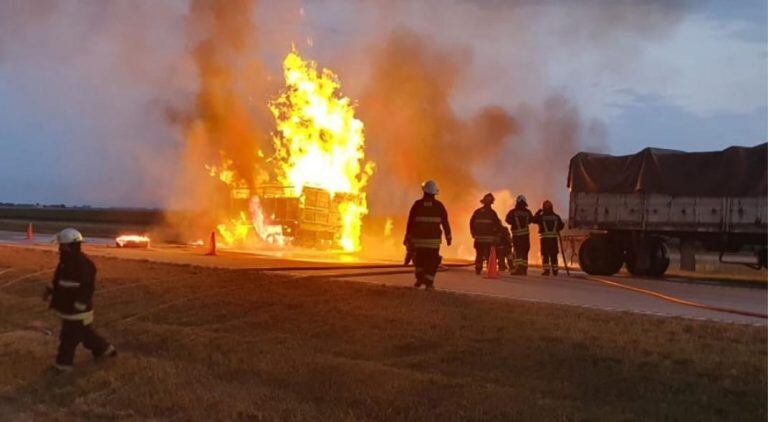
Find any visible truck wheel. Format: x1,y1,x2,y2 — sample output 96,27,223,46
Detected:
579,236,623,275
627,237,669,277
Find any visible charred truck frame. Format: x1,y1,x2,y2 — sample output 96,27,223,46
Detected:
567,143,767,276
254,185,351,248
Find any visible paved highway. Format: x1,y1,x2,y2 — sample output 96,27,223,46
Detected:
1,231,764,325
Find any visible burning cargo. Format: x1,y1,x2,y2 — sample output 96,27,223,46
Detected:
204,49,374,252
254,185,356,249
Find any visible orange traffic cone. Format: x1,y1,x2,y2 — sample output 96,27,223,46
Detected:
484,246,499,279
26,223,33,240
205,231,217,256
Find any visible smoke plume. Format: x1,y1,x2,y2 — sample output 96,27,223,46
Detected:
0,0,697,254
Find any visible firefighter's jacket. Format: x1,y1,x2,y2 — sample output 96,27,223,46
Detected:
470,206,502,244
405,196,452,249
532,209,565,238
505,206,534,238
49,252,97,325
498,226,512,250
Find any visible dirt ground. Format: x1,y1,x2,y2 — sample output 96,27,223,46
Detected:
0,246,765,421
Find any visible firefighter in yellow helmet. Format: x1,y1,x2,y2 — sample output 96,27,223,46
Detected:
505,195,533,275
404,180,452,289
44,228,116,372
532,200,565,276
469,193,503,275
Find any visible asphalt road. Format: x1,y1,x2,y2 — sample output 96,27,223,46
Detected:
1,230,765,326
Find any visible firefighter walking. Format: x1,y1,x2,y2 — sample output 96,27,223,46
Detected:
533,200,565,276
44,228,116,372
505,195,533,275
404,180,452,289
469,193,502,275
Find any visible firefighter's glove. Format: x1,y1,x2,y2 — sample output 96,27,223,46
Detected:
446,236,452,246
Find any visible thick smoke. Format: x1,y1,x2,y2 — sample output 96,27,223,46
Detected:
0,0,696,255
359,31,518,211
168,0,268,203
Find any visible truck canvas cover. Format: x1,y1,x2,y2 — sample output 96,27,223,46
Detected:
568,143,767,197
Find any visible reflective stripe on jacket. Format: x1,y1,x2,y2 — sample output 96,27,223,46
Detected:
533,210,564,239
505,208,533,237
470,206,502,244
50,253,97,319
405,197,452,249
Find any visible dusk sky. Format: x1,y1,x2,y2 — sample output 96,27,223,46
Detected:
0,0,765,207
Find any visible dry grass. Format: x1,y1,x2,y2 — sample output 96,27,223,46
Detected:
0,246,765,421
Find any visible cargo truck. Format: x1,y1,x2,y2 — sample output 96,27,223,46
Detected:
568,143,767,276
255,185,352,248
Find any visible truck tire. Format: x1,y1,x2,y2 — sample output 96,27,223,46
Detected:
626,237,669,277
578,236,624,275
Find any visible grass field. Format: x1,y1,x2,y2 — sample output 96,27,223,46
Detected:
0,246,765,420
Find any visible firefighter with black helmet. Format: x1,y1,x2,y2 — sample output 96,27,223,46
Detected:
533,200,565,276
44,228,116,372
404,180,452,289
505,195,533,275
470,193,502,275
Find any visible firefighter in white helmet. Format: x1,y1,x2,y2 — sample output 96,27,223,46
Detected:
43,228,116,372
505,195,533,275
404,180,452,289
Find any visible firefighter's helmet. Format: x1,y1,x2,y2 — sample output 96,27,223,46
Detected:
481,193,495,204
55,228,84,244
516,195,527,205
421,180,439,195
543,200,553,211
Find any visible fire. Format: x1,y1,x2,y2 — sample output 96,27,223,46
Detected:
205,49,373,252
115,235,150,248
270,50,374,251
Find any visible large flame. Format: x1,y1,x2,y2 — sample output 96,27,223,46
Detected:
205,49,373,252
270,50,374,251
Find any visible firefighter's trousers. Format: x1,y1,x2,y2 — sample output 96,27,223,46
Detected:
496,245,511,271
541,238,559,272
56,319,110,369
473,242,493,273
413,248,441,287
512,236,530,272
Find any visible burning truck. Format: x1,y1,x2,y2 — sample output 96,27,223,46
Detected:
206,50,374,252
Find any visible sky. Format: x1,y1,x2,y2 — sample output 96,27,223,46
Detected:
0,0,765,207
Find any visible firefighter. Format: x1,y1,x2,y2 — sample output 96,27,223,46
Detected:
43,228,116,372
496,224,513,272
505,195,533,275
469,193,502,275
533,200,565,276
404,180,452,289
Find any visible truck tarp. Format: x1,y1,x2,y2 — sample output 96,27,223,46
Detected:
568,143,767,197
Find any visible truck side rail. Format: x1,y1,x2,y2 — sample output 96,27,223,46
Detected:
569,192,767,235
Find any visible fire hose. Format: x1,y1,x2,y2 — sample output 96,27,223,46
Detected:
578,275,768,320
238,262,474,272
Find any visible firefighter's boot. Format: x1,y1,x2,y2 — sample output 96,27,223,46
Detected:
542,268,550,276
552,268,559,276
